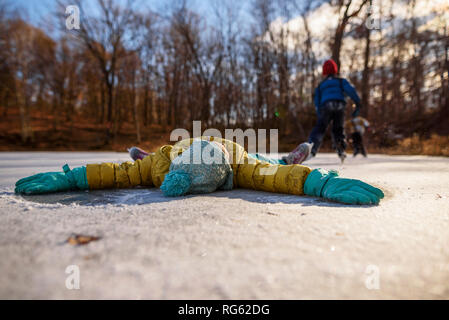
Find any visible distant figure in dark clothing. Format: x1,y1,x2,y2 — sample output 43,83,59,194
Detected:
346,116,370,157
283,59,362,165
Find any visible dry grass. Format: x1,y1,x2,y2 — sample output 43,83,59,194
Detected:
1,111,449,156
383,134,449,157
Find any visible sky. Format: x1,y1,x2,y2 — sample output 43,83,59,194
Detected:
11,0,55,23
8,0,254,46
10,0,237,26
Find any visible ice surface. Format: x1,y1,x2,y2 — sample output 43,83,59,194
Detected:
0,151,448,299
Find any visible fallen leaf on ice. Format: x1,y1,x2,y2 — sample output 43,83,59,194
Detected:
67,234,101,246
83,254,100,260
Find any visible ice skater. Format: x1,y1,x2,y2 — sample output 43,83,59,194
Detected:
283,59,363,164
346,116,370,157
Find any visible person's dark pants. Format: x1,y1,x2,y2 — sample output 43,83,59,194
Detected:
308,100,346,156
351,131,367,157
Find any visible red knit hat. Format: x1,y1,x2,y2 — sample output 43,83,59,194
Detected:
322,59,338,76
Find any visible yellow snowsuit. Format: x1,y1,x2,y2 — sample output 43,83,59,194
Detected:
86,137,312,195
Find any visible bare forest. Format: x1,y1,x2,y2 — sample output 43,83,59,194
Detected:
0,0,448,154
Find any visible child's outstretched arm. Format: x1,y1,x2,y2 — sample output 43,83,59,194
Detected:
15,146,174,195
235,160,312,196
342,79,361,105
342,79,362,117
235,157,383,205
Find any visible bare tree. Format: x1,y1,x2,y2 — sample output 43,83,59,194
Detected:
330,0,369,68
171,5,224,125
0,0,448,151
63,0,142,142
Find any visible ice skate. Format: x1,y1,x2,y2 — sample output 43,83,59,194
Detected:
283,142,314,165
361,148,367,158
128,146,149,161
338,150,347,164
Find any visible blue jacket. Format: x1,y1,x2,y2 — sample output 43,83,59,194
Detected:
314,76,361,109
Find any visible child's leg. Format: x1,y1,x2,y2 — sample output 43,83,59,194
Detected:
308,106,331,156
331,104,347,156
360,134,367,157
247,153,286,165
351,132,360,156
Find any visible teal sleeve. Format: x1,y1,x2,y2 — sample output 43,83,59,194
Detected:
63,164,89,190
304,168,339,197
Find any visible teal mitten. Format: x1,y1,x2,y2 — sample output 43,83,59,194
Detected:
304,168,384,205
15,164,89,195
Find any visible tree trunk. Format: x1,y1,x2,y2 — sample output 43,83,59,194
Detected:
134,91,141,144
100,83,105,123
106,82,113,123
361,16,371,117
143,84,149,126
331,24,346,69
18,92,32,143
332,0,368,69
15,75,33,143
443,30,449,117
201,85,211,125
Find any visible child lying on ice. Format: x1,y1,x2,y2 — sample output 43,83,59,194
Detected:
14,137,384,205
